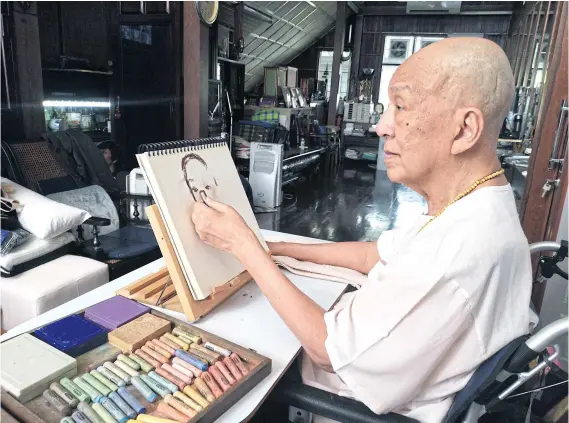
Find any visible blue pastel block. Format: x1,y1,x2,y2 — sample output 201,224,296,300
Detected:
34,315,107,358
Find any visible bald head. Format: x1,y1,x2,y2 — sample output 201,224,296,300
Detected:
377,38,514,189
397,37,515,136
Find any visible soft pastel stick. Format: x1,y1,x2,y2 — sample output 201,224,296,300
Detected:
171,363,195,380
163,333,189,350
91,402,117,423
97,366,127,388
200,373,223,398
203,342,231,358
140,374,171,398
91,370,119,392
114,360,140,378
193,379,215,403
146,341,171,359
230,353,249,375
152,339,176,355
71,411,91,423
103,362,130,383
164,394,197,418
182,385,209,409
116,354,140,370
159,336,183,352
162,363,192,385
134,349,161,368
175,334,196,347
172,357,202,377
73,377,103,403
173,391,203,412
208,366,231,392
131,376,158,402
215,361,236,385
117,386,146,414
78,402,105,423
82,373,112,396
43,389,72,415
190,344,221,361
100,396,128,423
222,356,243,381
128,353,154,373
141,346,169,364
156,402,189,423
155,367,186,391
50,382,80,408
172,327,201,344
109,391,136,419
137,413,181,423
174,350,208,371
148,371,179,393
61,418,75,423
186,348,216,365
61,378,91,403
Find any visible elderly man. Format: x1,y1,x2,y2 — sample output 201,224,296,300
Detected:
192,38,532,422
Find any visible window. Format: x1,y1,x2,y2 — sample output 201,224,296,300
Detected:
378,35,444,108
317,51,351,106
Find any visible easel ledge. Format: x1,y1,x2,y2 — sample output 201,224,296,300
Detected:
117,204,252,321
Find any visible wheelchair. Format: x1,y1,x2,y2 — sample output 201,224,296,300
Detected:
270,241,568,423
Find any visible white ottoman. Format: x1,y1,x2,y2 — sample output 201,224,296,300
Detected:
0,255,109,331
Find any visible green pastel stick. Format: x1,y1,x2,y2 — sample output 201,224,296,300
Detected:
90,370,119,392
117,354,140,370
73,377,102,403
128,353,154,373
60,377,90,403
77,402,106,423
81,373,112,396
139,374,170,398
91,403,116,423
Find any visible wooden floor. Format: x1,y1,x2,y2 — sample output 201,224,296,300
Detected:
256,160,425,243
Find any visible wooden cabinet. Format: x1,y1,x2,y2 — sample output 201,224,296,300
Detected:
38,2,110,70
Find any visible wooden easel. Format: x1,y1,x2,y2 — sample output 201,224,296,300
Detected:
117,205,252,321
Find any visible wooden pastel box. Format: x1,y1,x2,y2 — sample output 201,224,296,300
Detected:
1,305,271,423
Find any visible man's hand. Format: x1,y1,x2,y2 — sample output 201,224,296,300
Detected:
191,197,260,258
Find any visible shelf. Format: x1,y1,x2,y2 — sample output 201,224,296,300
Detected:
43,68,113,76
218,56,245,66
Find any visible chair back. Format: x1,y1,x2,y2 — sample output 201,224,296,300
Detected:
1,140,83,195
443,335,528,423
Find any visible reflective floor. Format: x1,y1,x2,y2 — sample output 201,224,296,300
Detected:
256,161,426,242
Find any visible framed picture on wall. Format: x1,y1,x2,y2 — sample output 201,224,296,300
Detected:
383,35,414,64
280,86,292,108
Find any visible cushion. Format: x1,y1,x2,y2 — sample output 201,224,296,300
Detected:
0,255,109,331
0,232,76,274
47,185,119,239
99,226,158,260
1,229,31,255
1,178,91,239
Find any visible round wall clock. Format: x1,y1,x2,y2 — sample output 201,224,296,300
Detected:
195,1,219,26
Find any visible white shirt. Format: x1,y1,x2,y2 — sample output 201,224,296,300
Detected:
302,185,533,423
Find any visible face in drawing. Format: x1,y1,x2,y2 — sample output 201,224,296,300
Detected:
181,153,218,202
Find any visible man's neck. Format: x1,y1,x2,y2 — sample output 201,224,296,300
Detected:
422,158,506,216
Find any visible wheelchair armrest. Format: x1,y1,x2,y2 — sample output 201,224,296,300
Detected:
271,382,419,423
84,216,111,227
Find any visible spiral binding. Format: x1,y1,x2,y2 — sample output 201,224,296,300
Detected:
138,137,226,156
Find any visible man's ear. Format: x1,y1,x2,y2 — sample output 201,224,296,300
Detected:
451,108,484,155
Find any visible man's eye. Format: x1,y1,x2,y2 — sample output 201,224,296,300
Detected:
205,185,211,190
192,187,198,192
396,105,404,111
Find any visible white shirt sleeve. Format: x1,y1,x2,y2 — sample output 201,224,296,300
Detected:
324,237,475,414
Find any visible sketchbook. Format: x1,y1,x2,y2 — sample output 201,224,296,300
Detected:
137,138,267,300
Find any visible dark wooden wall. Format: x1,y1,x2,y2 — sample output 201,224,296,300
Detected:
359,14,512,102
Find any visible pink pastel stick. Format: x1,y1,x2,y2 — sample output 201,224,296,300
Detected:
172,357,202,377
162,363,192,385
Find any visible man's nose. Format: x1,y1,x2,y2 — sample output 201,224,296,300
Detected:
376,105,395,138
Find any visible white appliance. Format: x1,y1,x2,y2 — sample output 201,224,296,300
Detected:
249,142,283,208
125,168,152,221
